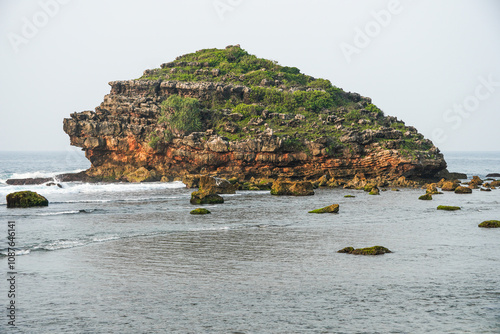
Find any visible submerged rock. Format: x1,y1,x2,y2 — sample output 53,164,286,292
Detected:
344,195,356,198
190,208,211,215
478,220,500,228
338,246,392,255
308,204,339,214
6,191,49,208
271,180,314,196
437,205,461,211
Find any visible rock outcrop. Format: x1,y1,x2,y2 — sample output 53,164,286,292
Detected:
63,46,447,183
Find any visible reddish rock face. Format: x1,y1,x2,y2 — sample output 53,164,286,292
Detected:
63,80,446,182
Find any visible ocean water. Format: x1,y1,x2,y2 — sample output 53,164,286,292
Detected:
0,151,499,333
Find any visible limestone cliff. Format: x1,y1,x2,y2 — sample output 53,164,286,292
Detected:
63,45,446,183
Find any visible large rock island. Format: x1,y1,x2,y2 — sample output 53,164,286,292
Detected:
63,45,446,183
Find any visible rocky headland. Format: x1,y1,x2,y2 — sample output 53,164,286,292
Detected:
43,46,452,185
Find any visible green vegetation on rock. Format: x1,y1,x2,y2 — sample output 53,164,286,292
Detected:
190,191,224,205
136,45,436,158
478,220,500,228
437,205,461,211
309,204,339,214
338,246,392,255
419,194,433,200
190,208,211,215
344,195,356,198
6,191,49,208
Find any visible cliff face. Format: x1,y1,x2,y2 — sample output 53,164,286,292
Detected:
63,46,446,182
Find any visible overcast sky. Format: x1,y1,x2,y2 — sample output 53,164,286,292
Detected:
1,0,499,152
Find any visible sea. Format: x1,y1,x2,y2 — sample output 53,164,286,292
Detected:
0,150,499,333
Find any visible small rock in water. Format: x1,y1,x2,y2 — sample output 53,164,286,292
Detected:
190,208,211,215
308,204,339,214
486,173,500,178
419,194,433,200
6,191,49,208
478,220,500,228
46,182,63,188
455,186,472,194
437,205,461,211
338,246,392,255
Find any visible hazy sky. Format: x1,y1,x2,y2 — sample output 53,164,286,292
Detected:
1,0,499,152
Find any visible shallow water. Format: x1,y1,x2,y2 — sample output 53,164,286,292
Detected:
0,151,499,333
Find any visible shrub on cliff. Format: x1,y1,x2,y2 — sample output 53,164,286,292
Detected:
160,95,202,135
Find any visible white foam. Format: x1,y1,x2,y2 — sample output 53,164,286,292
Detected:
37,210,81,216
0,181,186,202
8,169,87,180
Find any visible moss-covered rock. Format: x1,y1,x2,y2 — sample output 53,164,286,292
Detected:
419,194,433,200
6,191,49,208
478,220,500,228
338,246,392,255
190,208,211,215
455,186,472,194
369,186,380,195
437,205,461,211
190,191,224,205
271,180,314,196
363,184,375,192
309,204,339,214
337,247,355,253
344,195,356,198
